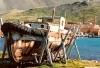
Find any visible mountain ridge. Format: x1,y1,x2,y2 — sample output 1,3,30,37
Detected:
0,0,86,14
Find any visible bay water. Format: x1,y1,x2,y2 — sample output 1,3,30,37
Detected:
0,37,100,61
70,37,100,61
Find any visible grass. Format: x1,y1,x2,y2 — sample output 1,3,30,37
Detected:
0,51,8,58
0,51,99,68
0,8,51,23
34,59,100,68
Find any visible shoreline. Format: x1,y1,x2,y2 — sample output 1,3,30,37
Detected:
0,59,99,68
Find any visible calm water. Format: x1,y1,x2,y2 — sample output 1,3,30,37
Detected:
0,37,100,61
70,37,100,61
0,38,5,51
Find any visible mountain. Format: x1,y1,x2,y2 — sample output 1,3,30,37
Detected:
0,0,85,14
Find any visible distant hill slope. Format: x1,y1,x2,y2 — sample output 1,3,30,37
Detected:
0,0,84,14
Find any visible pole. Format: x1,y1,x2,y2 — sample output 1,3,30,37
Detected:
52,8,55,23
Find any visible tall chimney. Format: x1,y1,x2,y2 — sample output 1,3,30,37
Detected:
52,8,55,23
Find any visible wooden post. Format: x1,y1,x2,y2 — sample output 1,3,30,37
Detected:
7,32,14,62
54,26,72,61
67,38,81,60
2,32,13,63
66,24,82,60
63,46,67,63
67,38,76,59
39,26,53,65
38,38,47,63
74,42,81,59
